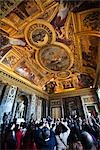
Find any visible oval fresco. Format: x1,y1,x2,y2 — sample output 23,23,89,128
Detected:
37,42,73,72
24,19,56,49
57,71,71,79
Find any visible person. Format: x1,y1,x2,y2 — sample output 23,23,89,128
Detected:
6,123,17,150
55,122,70,150
1,113,8,150
22,124,36,150
35,122,56,150
2,112,8,125
81,131,94,150
16,124,23,150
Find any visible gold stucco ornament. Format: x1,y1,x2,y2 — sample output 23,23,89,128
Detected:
24,19,56,49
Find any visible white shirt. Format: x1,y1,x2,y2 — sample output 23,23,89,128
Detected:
56,123,70,150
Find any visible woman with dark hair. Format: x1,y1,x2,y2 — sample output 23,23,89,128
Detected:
15,124,23,150
55,122,70,150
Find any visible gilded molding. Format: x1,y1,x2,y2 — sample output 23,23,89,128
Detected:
49,88,96,100
24,19,56,49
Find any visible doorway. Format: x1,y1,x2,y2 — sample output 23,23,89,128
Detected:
51,107,61,119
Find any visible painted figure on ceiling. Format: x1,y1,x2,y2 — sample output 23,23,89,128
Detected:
78,73,94,88
15,62,40,85
55,0,99,13
0,30,26,50
53,0,69,28
32,29,48,46
81,36,98,70
51,0,72,46
2,55,18,68
72,73,80,88
0,29,26,59
44,80,57,94
0,30,9,49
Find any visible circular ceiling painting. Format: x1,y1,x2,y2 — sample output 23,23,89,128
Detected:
37,42,73,72
24,19,56,49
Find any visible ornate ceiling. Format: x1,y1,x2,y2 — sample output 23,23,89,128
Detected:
0,0,100,94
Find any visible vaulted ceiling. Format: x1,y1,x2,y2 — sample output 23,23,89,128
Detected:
0,0,100,94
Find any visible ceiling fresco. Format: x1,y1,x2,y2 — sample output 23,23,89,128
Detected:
0,0,100,94
37,43,73,72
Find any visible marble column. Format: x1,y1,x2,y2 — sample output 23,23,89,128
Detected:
0,85,17,124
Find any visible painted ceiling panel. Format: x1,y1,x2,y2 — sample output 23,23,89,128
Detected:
0,0,23,18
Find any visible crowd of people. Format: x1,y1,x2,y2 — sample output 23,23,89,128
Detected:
0,112,100,150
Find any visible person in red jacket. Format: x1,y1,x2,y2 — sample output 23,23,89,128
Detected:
16,124,23,150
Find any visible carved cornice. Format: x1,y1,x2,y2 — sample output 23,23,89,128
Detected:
0,64,48,99
49,88,96,100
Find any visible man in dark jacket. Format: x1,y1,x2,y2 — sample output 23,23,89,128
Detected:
34,122,56,150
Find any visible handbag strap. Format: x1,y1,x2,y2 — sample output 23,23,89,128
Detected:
58,135,67,147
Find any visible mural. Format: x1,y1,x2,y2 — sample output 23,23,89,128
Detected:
78,9,100,32
6,0,42,26
71,1,100,12
83,11,100,32
0,30,11,60
0,29,25,49
80,35,98,70
54,0,100,13
61,73,94,90
0,30,25,61
78,73,94,88
38,44,72,72
53,0,68,28
15,61,39,85
44,81,57,94
0,30,10,49
0,47,12,60
51,1,72,46
2,52,20,68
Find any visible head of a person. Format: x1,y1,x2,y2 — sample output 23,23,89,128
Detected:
81,131,94,150
41,126,50,140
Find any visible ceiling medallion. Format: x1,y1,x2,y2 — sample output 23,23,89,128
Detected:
24,19,56,49
36,42,74,72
